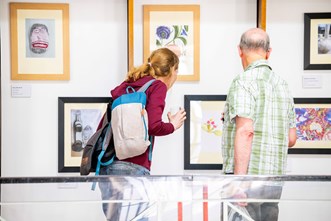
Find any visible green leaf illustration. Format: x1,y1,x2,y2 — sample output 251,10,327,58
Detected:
213,130,222,136
177,36,187,46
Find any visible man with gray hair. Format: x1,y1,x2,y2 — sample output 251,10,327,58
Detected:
222,28,297,221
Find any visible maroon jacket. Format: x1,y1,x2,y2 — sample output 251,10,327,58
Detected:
110,76,175,170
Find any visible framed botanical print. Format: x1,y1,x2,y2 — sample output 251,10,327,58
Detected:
143,5,200,81
184,95,226,170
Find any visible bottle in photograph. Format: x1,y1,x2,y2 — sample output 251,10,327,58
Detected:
82,125,93,147
72,110,83,152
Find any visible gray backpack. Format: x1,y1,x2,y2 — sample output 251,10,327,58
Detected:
111,79,155,160
80,79,155,187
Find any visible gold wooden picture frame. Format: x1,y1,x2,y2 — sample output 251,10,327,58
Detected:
128,0,265,80
10,3,70,80
143,5,200,81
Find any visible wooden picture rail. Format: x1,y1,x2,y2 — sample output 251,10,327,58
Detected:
128,0,134,71
257,0,267,30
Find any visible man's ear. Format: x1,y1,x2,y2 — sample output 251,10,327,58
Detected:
266,47,272,59
238,46,243,57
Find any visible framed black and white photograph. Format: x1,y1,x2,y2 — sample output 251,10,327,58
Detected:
304,12,331,70
58,97,111,172
184,95,226,170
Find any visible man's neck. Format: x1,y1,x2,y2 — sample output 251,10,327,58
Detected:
242,53,267,70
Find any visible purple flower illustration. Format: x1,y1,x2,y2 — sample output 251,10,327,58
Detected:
155,25,188,53
181,28,187,36
156,26,171,40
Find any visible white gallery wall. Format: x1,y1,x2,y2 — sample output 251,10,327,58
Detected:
267,0,331,176
1,0,331,220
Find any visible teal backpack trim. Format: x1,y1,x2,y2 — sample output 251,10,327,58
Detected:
92,123,115,190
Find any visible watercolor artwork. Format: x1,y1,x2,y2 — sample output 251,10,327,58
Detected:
184,95,226,170
296,107,331,141
289,98,331,154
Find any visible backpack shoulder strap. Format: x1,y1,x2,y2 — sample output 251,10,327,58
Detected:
137,78,156,162
138,79,156,92
106,98,113,122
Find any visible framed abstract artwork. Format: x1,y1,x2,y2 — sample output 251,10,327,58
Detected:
143,5,200,81
58,97,111,172
184,95,226,170
289,98,331,154
304,12,331,70
10,3,70,80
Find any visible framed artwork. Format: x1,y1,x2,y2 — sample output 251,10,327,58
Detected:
304,12,331,70
143,5,200,81
58,97,111,172
289,98,331,154
10,3,70,80
127,0,265,72
184,95,226,170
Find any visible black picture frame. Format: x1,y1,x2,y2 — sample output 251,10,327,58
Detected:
184,95,226,170
304,12,331,70
184,96,331,165
289,98,331,154
58,97,111,172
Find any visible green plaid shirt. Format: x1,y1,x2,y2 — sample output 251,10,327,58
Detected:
222,60,296,175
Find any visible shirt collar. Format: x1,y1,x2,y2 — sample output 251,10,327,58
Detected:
245,59,272,71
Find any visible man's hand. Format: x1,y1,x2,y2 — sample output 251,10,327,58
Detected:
232,188,248,207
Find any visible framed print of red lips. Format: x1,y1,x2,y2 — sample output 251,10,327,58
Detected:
10,3,70,80
30,23,50,54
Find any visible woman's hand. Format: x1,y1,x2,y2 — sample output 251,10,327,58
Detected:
167,107,186,130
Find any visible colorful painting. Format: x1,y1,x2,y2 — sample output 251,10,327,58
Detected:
289,98,331,154
296,108,331,141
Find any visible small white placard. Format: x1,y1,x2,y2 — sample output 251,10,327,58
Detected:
302,75,322,88
11,84,32,97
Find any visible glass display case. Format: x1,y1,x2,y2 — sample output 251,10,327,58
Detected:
0,175,330,221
